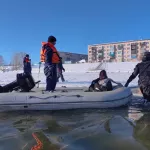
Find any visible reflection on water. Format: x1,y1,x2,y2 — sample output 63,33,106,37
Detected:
0,96,150,149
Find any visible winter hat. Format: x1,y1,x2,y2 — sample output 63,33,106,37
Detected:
48,36,57,43
26,54,29,57
142,51,150,62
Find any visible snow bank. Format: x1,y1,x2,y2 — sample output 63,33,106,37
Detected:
32,62,139,73
32,62,100,73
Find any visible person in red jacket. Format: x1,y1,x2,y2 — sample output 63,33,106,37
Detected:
23,54,32,74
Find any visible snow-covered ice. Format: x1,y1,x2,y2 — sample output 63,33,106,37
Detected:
0,62,139,88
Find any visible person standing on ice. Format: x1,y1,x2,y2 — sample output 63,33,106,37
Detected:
40,35,60,92
57,57,65,82
23,54,32,74
125,51,150,103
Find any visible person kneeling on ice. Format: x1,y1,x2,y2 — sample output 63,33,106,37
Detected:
88,70,122,92
125,51,150,103
23,54,32,74
40,35,60,92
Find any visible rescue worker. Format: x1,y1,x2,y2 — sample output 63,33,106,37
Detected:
88,70,122,92
40,35,60,92
125,51,150,102
23,54,32,74
57,57,65,82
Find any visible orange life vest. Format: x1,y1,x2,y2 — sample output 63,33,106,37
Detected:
40,42,60,63
24,57,30,63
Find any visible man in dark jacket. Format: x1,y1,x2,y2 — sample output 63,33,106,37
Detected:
125,52,150,102
43,35,60,92
57,57,65,82
23,54,32,74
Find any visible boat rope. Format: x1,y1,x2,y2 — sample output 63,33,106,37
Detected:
28,94,132,102
29,94,83,99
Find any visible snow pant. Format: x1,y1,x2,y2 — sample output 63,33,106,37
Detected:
46,76,57,91
140,86,150,102
44,64,57,91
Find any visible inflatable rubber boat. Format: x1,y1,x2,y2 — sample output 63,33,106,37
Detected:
0,73,132,111
0,86,132,112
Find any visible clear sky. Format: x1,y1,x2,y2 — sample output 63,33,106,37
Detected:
0,0,150,64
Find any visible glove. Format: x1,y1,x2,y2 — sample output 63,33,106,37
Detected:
124,82,128,87
63,68,65,72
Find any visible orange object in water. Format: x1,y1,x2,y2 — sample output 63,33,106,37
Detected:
31,133,43,150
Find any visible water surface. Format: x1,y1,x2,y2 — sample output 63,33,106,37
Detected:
0,90,149,150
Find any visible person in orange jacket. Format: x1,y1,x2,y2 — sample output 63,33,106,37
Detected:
40,36,60,92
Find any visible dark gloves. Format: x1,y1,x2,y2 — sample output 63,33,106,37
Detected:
124,74,135,87
63,68,65,72
124,82,129,87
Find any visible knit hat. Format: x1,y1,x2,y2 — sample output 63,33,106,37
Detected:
142,51,150,62
48,36,57,43
26,54,29,57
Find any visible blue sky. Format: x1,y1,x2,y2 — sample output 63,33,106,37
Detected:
0,0,150,64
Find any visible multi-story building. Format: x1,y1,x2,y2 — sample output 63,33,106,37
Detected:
88,39,150,62
59,51,88,63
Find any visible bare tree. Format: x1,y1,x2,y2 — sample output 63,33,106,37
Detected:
11,52,26,70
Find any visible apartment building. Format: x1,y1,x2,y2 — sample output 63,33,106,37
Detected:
88,39,150,62
59,51,88,63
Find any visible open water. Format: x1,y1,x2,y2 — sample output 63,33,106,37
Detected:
0,88,149,150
